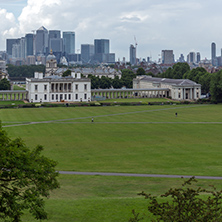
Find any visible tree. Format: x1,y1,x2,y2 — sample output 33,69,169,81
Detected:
62,69,71,77
121,69,136,88
0,123,59,221
130,177,222,221
210,70,222,103
0,78,11,90
136,68,146,76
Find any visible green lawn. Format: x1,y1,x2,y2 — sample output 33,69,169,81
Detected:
1,104,222,221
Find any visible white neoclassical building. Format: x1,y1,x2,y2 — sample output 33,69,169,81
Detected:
133,76,201,100
26,72,91,103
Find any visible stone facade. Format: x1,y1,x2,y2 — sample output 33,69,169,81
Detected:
26,72,91,103
133,76,201,100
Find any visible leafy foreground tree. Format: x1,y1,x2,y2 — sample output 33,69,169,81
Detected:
0,124,59,221
129,177,222,222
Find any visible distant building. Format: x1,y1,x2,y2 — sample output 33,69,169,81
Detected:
211,42,217,66
48,30,63,54
35,26,49,56
6,39,20,57
25,34,34,57
45,50,58,76
129,44,136,65
161,50,174,64
187,52,196,63
133,76,201,100
63,31,75,55
81,44,94,64
196,52,201,63
93,39,114,63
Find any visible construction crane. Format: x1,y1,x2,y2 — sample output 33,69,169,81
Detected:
134,36,138,64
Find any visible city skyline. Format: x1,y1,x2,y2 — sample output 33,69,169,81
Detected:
1,0,222,61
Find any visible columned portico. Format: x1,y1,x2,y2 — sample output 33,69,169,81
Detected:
0,90,28,101
91,88,170,100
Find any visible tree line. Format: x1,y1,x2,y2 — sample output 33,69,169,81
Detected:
7,64,45,78
157,62,222,102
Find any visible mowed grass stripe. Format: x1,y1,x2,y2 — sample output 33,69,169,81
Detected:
4,121,222,176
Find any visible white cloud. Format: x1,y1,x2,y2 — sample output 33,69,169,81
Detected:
1,0,222,61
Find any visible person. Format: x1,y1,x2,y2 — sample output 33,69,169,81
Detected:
92,117,94,123
175,112,177,117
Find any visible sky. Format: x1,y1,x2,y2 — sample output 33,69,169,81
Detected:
1,0,222,62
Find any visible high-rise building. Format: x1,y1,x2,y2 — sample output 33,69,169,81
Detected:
196,52,201,63
93,39,114,63
161,50,174,64
129,44,136,65
81,44,94,63
49,30,63,52
25,34,34,57
211,42,217,66
6,38,20,56
94,39,109,54
187,52,196,63
35,26,48,55
63,31,75,55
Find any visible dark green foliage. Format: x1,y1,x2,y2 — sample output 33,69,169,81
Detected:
0,123,59,221
0,78,11,90
62,69,71,77
210,70,222,103
130,177,222,221
121,69,136,88
159,63,190,79
136,68,146,76
7,64,45,78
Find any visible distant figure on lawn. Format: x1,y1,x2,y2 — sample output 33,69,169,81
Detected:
175,112,177,117
92,117,94,123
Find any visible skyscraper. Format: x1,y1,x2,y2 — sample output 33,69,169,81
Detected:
35,26,48,55
94,39,109,54
63,32,75,55
161,50,174,64
6,38,20,56
196,52,201,63
211,42,217,66
48,30,63,53
25,34,34,57
129,44,136,65
187,52,196,63
81,44,94,63
93,39,111,63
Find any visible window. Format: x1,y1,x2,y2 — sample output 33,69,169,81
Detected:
84,94,87,100
75,84,78,90
52,94,54,100
68,94,71,100
65,94,67,100
84,84,87,90
44,94,47,100
35,85,38,91
35,94,38,100
56,94,58,100
75,94,78,100
44,85,47,91
178,93,181,98
197,92,199,98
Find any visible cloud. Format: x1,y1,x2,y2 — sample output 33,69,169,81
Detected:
1,0,222,61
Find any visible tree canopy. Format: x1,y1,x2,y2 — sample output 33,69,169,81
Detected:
0,123,59,221
7,64,45,78
130,177,222,222
0,78,11,90
62,69,71,77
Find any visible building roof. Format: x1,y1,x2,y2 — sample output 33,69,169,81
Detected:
136,76,200,87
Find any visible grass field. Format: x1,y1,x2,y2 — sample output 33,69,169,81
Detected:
1,104,222,221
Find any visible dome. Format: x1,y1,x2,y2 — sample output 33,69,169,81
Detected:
46,49,56,61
